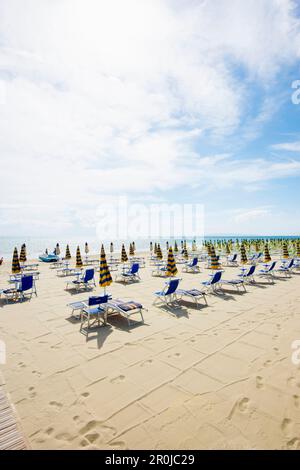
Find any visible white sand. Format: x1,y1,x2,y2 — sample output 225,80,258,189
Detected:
0,253,300,449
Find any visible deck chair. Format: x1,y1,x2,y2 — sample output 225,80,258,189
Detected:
182,257,200,273
275,259,294,277
116,263,140,283
202,270,223,292
80,295,109,330
258,261,276,283
221,278,246,292
237,264,256,283
66,268,96,291
226,254,238,266
153,278,180,306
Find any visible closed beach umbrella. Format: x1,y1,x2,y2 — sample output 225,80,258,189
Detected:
76,246,83,268
210,246,220,270
12,247,21,274
240,244,248,264
129,243,134,256
121,244,128,263
166,241,169,251
165,247,178,277
192,240,197,251
154,242,157,255
55,243,60,256
182,246,189,260
264,243,271,263
150,241,153,253
282,242,289,259
99,244,112,293
20,243,27,263
85,242,89,254
110,242,114,254
132,241,136,252
156,243,163,260
225,242,230,255
174,241,178,253
296,241,300,258
65,244,71,260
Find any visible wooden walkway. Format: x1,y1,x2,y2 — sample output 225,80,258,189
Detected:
0,381,28,450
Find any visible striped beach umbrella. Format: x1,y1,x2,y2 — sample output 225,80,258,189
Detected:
296,241,300,258
154,243,157,255
150,241,153,253
165,247,178,277
132,241,136,252
121,244,128,263
65,244,71,260
225,242,230,255
192,240,197,252
156,243,163,260
264,243,271,263
166,241,169,251
174,241,178,253
240,244,248,264
19,243,27,263
12,247,21,274
209,246,220,270
282,242,289,259
129,243,134,256
182,246,189,260
99,244,112,293
85,242,89,255
76,246,83,268
55,243,60,256
110,242,114,254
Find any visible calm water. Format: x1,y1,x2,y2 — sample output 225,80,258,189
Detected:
0,235,298,260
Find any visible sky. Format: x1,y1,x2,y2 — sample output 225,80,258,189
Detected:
1,0,300,239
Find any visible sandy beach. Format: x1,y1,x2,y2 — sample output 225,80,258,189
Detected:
0,252,300,450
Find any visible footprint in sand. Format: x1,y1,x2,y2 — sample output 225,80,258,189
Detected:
49,401,63,410
281,418,293,435
28,386,36,398
286,437,300,450
110,375,125,384
45,427,54,436
256,376,264,389
287,376,296,387
18,362,26,369
81,392,90,398
80,439,89,447
263,360,272,367
293,395,299,407
141,359,153,367
109,440,126,450
55,432,75,442
85,432,99,444
238,397,250,412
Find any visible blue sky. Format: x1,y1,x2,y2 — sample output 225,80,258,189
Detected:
0,0,300,238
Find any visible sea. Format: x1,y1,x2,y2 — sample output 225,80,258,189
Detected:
0,235,298,260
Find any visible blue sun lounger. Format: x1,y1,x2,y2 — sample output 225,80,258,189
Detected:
153,278,180,306
202,270,223,292
258,261,276,283
116,263,140,283
66,268,96,291
182,257,200,273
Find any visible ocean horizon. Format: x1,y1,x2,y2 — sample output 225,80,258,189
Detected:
0,234,299,260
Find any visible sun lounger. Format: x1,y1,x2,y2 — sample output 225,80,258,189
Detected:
182,257,200,273
1,275,37,303
225,254,238,266
237,264,256,283
176,288,207,307
153,278,180,306
221,278,246,292
258,261,276,283
202,270,223,292
115,263,141,283
275,259,294,277
106,298,145,325
66,268,96,291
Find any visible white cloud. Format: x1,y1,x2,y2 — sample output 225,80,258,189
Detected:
0,0,300,235
272,141,300,152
